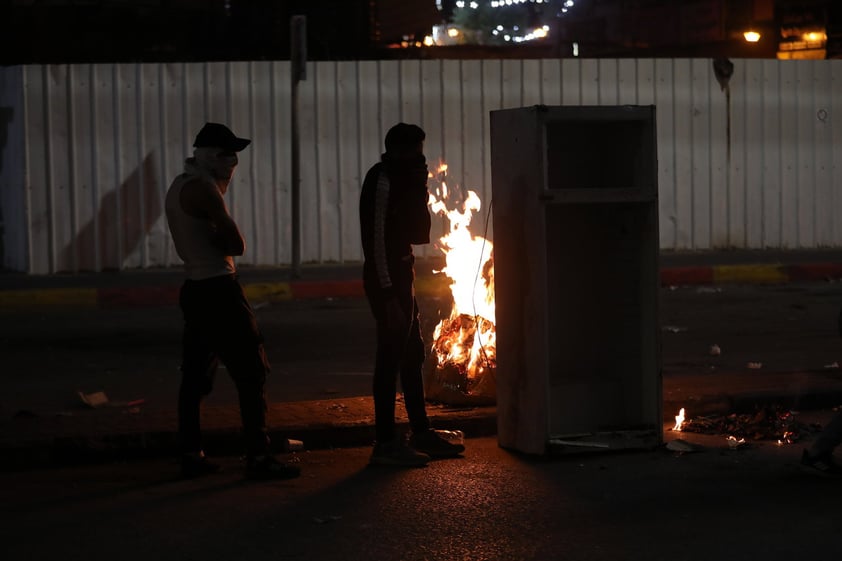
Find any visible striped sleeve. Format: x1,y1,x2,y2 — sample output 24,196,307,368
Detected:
373,171,392,289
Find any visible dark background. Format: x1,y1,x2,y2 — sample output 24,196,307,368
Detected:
2,0,841,65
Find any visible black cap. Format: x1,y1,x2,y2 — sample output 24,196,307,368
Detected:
384,123,425,153
193,122,251,152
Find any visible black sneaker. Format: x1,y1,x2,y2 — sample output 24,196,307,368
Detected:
181,452,220,479
409,429,465,458
369,438,430,467
801,449,842,477
245,455,301,480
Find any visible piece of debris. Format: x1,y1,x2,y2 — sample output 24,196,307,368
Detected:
680,405,820,442
78,391,145,409
696,286,723,294
824,362,839,370
726,435,747,450
709,344,721,356
285,438,304,452
548,439,610,449
327,403,348,411
433,429,464,445
253,301,270,310
312,515,343,525
78,391,110,408
663,325,688,333
666,439,702,453
746,362,763,369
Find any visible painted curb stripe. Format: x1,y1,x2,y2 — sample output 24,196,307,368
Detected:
3,262,842,311
785,263,842,282
244,282,293,302
0,288,97,310
713,264,788,284
659,266,714,286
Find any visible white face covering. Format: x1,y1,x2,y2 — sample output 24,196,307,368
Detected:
194,146,239,187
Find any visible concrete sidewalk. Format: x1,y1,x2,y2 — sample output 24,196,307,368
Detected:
4,248,842,471
4,367,842,471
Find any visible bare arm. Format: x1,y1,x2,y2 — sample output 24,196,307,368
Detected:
180,178,246,256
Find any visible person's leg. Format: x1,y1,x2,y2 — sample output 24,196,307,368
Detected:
178,282,220,455
397,288,464,458
365,276,430,467
177,281,222,477
213,278,271,458
214,277,299,479
372,321,403,442
369,286,415,444
400,297,430,435
223,343,270,458
403,296,464,458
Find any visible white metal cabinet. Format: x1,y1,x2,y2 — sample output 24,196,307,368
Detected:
491,105,662,455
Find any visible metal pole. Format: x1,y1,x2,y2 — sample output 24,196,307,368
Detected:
290,15,306,278
290,76,300,277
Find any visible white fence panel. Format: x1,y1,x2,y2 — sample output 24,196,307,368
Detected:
3,58,842,273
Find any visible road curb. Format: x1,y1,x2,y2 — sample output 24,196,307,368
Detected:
0,406,498,472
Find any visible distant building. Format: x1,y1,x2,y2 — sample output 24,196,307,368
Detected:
1,0,838,65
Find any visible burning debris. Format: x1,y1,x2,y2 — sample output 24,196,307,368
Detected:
672,407,686,431
423,163,496,406
678,405,820,443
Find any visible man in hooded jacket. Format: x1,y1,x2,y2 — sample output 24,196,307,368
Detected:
360,122,466,466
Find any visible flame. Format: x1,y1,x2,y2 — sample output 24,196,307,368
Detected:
777,431,794,446
427,162,495,385
673,407,685,431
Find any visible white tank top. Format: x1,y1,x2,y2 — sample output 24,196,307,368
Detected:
165,175,236,280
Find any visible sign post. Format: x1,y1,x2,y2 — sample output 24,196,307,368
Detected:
290,15,306,277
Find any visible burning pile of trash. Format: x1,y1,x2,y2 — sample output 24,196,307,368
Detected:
678,405,821,443
423,163,496,406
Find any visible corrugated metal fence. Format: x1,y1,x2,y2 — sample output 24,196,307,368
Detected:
2,58,841,274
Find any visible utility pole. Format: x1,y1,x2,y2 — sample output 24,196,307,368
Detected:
290,15,306,278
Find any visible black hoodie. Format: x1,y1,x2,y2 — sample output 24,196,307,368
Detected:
359,154,431,292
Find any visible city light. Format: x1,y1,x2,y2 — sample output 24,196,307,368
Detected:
803,31,826,42
450,0,560,45
743,30,761,43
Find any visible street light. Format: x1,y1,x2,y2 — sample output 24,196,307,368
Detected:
744,30,761,43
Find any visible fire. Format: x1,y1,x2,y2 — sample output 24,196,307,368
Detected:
426,163,496,398
777,431,794,446
673,407,685,431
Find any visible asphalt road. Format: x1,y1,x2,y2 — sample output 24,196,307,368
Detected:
2,423,841,561
3,282,842,416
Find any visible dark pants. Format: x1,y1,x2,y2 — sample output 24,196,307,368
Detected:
365,260,430,443
178,274,270,457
